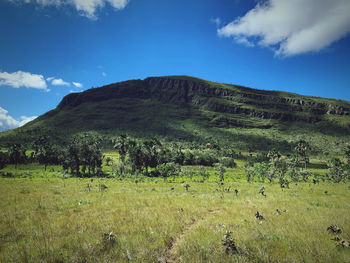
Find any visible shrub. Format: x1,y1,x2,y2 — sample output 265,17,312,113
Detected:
220,157,237,168
155,162,181,181
194,150,219,166
327,158,349,183
0,152,9,170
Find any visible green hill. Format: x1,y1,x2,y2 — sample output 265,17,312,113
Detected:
1,76,350,154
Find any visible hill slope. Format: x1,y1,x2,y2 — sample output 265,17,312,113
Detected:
1,76,350,153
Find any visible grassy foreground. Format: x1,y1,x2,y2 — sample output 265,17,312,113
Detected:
0,175,349,262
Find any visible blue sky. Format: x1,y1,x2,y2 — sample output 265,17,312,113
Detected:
1,0,350,131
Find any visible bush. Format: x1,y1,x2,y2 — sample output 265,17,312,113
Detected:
327,158,349,183
195,150,219,166
155,162,181,181
183,151,195,165
220,157,237,168
221,149,236,158
0,152,9,170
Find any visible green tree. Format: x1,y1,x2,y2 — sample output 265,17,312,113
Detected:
113,134,130,166
127,139,145,173
0,152,9,170
62,135,103,176
328,158,349,183
288,154,301,182
267,148,280,183
275,157,289,187
244,163,254,183
37,144,56,171
253,162,269,183
33,136,61,171
170,147,185,165
142,137,162,175
80,135,103,176
215,163,226,182
294,140,311,169
220,157,237,168
8,143,26,169
65,139,81,175
156,162,181,182
33,135,49,155
345,145,350,165
199,166,210,181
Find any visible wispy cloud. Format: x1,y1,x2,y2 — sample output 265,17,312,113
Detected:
0,71,48,91
18,115,37,126
0,70,82,91
0,107,37,131
69,89,81,93
210,17,221,27
51,78,70,86
9,0,130,19
72,81,83,88
217,0,350,56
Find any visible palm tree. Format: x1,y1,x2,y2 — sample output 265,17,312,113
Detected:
294,140,311,169
114,134,129,165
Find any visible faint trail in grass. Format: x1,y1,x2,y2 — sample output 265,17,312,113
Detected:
161,208,222,263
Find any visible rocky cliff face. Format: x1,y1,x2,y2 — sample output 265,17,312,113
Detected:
56,76,350,126
2,76,349,150
147,77,350,123
144,77,350,117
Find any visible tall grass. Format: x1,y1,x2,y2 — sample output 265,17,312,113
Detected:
0,175,349,262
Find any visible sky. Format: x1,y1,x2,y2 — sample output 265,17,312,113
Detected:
1,0,350,131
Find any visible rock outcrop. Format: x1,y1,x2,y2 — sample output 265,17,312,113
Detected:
57,77,349,126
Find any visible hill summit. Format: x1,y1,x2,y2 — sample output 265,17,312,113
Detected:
1,76,350,153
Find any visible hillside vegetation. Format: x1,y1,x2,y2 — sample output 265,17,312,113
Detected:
1,76,350,155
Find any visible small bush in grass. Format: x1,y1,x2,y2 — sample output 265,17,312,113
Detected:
220,157,237,168
155,162,181,181
222,231,239,254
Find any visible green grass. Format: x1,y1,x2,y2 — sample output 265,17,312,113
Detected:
0,160,349,262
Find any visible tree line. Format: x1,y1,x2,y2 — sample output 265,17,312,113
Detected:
244,140,350,185
0,134,349,183
0,134,103,176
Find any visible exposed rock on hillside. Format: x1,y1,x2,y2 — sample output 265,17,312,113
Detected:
58,76,350,124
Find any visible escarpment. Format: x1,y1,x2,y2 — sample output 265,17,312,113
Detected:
2,75,349,150
55,76,350,128
143,77,349,118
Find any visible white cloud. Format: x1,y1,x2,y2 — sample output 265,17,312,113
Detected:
0,70,83,92
18,116,37,126
0,70,82,91
69,89,81,93
72,81,83,88
210,17,221,27
51,78,70,86
10,0,129,19
217,0,350,56
0,70,48,91
102,72,107,77
71,0,104,19
0,107,37,132
235,36,255,47
107,0,128,9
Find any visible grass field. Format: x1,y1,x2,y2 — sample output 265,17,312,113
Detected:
0,161,349,262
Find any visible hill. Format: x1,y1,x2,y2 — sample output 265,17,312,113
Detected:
1,76,350,154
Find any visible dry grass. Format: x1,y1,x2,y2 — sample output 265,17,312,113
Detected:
0,177,349,262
